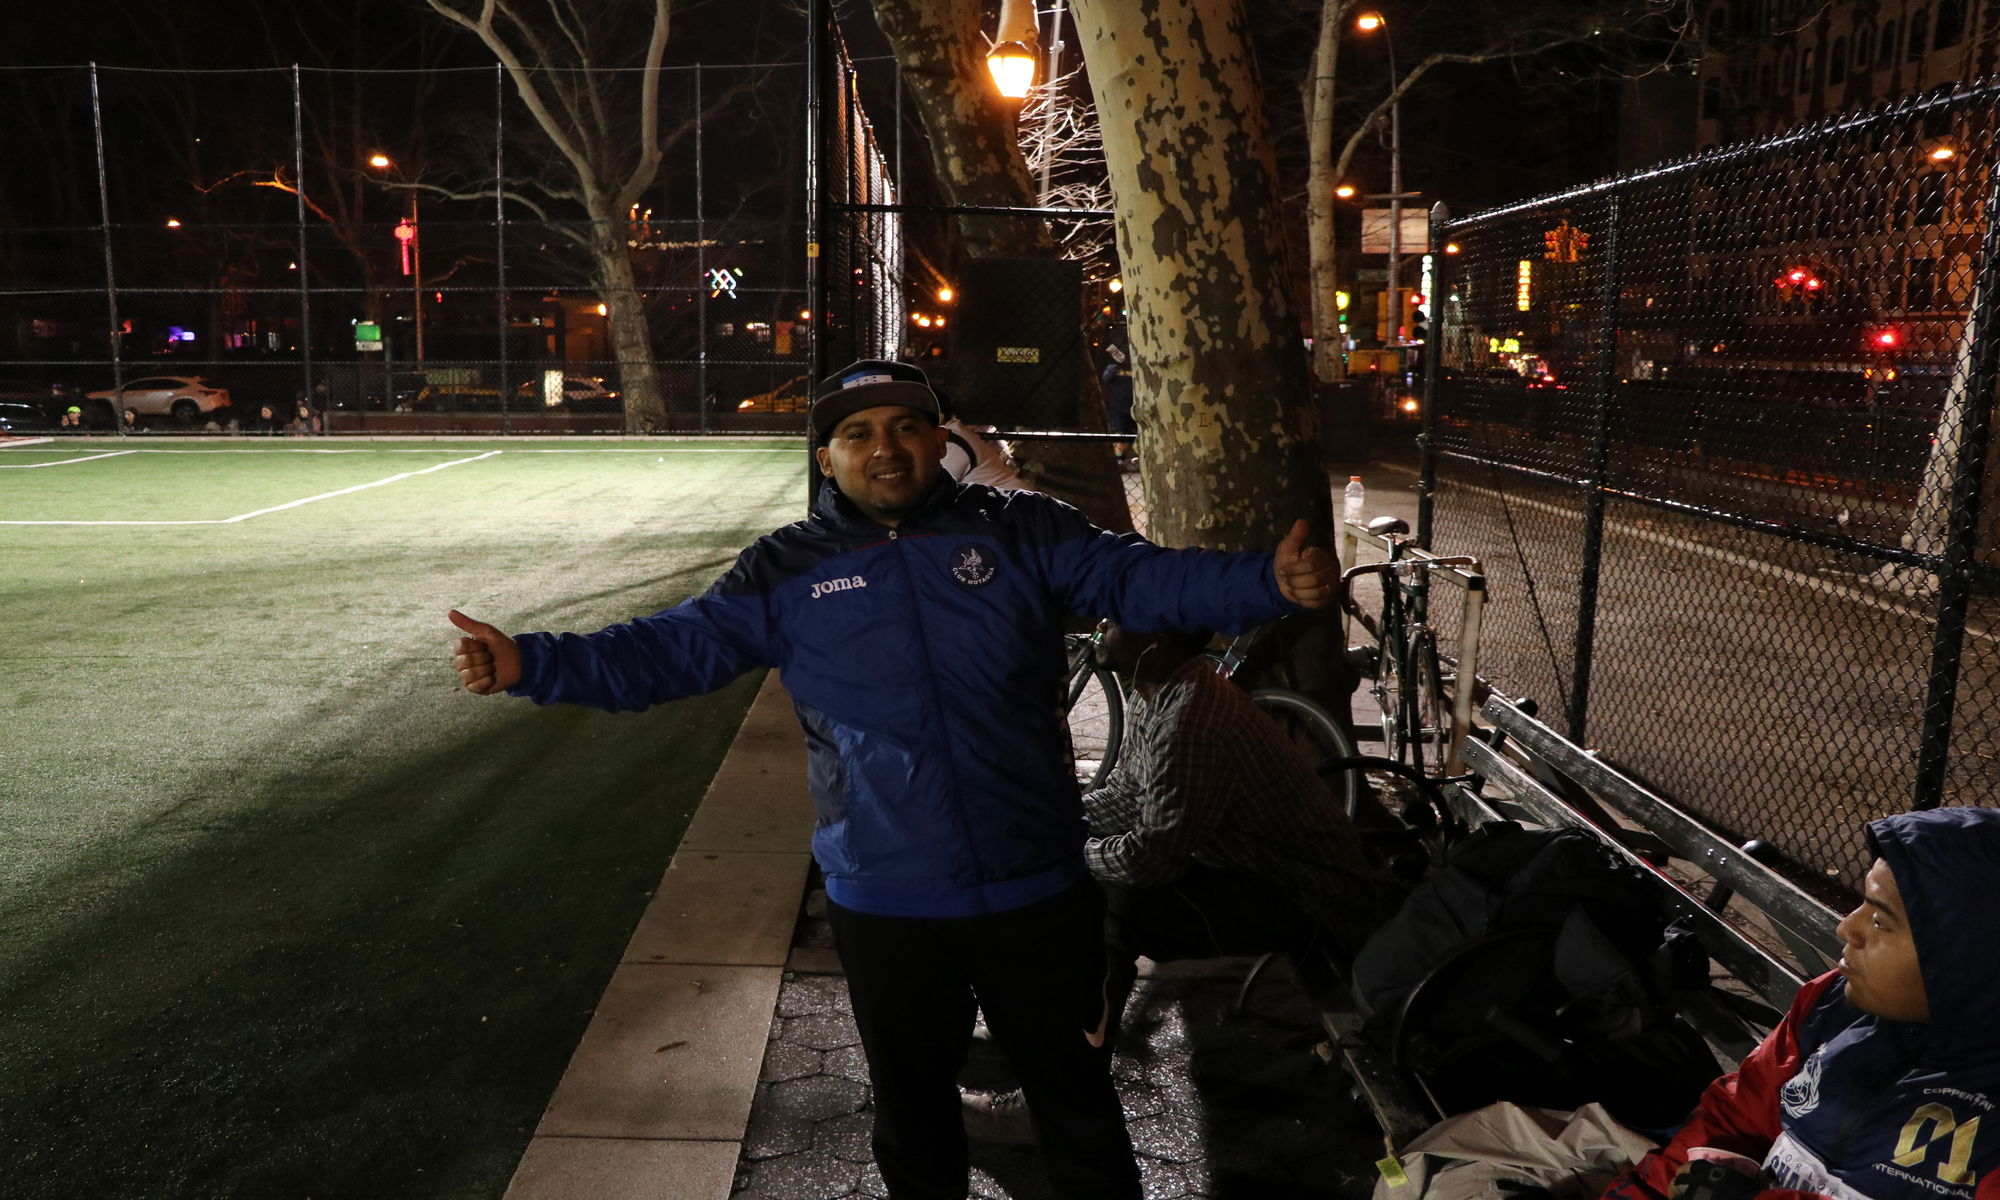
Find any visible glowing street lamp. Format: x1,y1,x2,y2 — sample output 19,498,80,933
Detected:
1356,12,1409,343
1335,183,1358,200
987,42,1036,98
368,152,424,362
987,0,1039,99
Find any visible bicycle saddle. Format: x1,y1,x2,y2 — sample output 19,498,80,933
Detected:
1366,515,1410,538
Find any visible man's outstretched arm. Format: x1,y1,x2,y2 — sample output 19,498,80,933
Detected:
449,609,521,695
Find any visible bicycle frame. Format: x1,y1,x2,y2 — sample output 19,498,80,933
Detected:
1339,523,1486,774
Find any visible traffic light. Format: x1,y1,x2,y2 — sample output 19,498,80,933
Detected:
1408,306,1429,343
1867,326,1904,352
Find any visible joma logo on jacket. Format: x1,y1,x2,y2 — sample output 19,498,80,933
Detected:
810,575,868,599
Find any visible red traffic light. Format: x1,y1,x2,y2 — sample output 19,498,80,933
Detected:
1870,328,1904,350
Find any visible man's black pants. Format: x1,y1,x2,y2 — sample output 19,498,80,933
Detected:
828,882,1141,1200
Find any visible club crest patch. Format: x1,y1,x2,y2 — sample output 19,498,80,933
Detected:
949,544,999,588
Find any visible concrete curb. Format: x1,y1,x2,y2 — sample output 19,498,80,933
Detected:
504,672,813,1200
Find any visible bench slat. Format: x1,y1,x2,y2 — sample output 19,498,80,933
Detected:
1463,737,1810,1011
1481,696,1842,964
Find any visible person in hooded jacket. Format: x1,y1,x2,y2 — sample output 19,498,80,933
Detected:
1598,805,2000,1200
446,359,1343,1200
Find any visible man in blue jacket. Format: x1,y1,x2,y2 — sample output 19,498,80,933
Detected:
448,359,1340,1200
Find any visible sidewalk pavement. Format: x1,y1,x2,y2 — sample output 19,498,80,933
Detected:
501,461,1425,1200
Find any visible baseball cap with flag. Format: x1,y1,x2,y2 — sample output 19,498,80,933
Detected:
811,359,941,445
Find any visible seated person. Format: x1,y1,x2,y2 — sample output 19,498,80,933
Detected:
965,620,1396,1140
940,416,1029,492
1599,805,2000,1200
930,386,1030,493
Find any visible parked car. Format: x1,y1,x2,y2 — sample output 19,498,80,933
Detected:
0,402,53,433
84,376,232,425
7,396,116,432
517,374,620,412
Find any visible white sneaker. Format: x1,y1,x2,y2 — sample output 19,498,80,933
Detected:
960,1087,1036,1145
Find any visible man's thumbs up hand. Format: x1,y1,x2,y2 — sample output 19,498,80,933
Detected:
1272,518,1338,609
449,609,522,695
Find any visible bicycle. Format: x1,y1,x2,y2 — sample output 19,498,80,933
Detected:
1341,515,1482,784
1063,629,1124,789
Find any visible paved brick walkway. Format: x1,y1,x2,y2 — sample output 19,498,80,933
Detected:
726,897,1385,1200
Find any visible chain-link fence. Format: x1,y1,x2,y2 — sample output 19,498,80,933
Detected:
0,61,813,436
1422,84,2000,891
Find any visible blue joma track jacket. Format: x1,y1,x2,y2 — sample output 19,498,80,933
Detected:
508,476,1297,918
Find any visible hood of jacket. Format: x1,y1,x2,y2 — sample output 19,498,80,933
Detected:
1867,805,2000,1060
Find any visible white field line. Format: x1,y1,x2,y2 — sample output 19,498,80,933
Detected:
0,450,502,526
0,450,140,469
1449,477,1996,645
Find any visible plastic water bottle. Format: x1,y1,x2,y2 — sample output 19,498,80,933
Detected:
1343,476,1366,527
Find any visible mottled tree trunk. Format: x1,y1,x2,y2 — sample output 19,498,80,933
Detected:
1306,0,1353,383
1070,0,1330,551
869,0,1133,532
595,229,667,431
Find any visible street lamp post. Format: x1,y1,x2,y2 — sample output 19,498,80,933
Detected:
371,153,424,363
1357,13,1403,344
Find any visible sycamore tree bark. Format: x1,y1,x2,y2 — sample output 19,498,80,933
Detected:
1069,0,1330,551
426,0,673,431
869,0,1133,532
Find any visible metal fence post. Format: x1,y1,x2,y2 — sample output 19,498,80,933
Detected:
293,66,313,427
495,64,511,436
697,63,709,435
1911,162,2000,807
1566,194,1622,743
1417,202,1450,547
88,64,125,413
805,0,835,480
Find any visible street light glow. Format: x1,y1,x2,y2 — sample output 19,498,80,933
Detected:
937,286,955,303
164,218,182,229
986,42,1037,99
1356,12,1385,31
1107,278,1123,293
1931,146,1957,161
368,153,392,169
1335,183,1357,199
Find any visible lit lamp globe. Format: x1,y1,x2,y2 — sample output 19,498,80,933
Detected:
986,42,1036,99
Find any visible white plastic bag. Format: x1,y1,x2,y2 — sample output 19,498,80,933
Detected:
1371,1101,1658,1200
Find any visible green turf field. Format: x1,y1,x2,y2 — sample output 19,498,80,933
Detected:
0,438,808,1198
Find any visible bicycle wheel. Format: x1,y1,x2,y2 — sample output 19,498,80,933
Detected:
1065,652,1124,790
1250,688,1361,819
1404,628,1449,779
1376,624,1447,778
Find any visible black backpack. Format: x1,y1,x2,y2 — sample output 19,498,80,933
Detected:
1350,821,1723,1129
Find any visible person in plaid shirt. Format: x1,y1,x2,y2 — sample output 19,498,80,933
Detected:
1082,621,1395,1034
964,620,1396,1143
